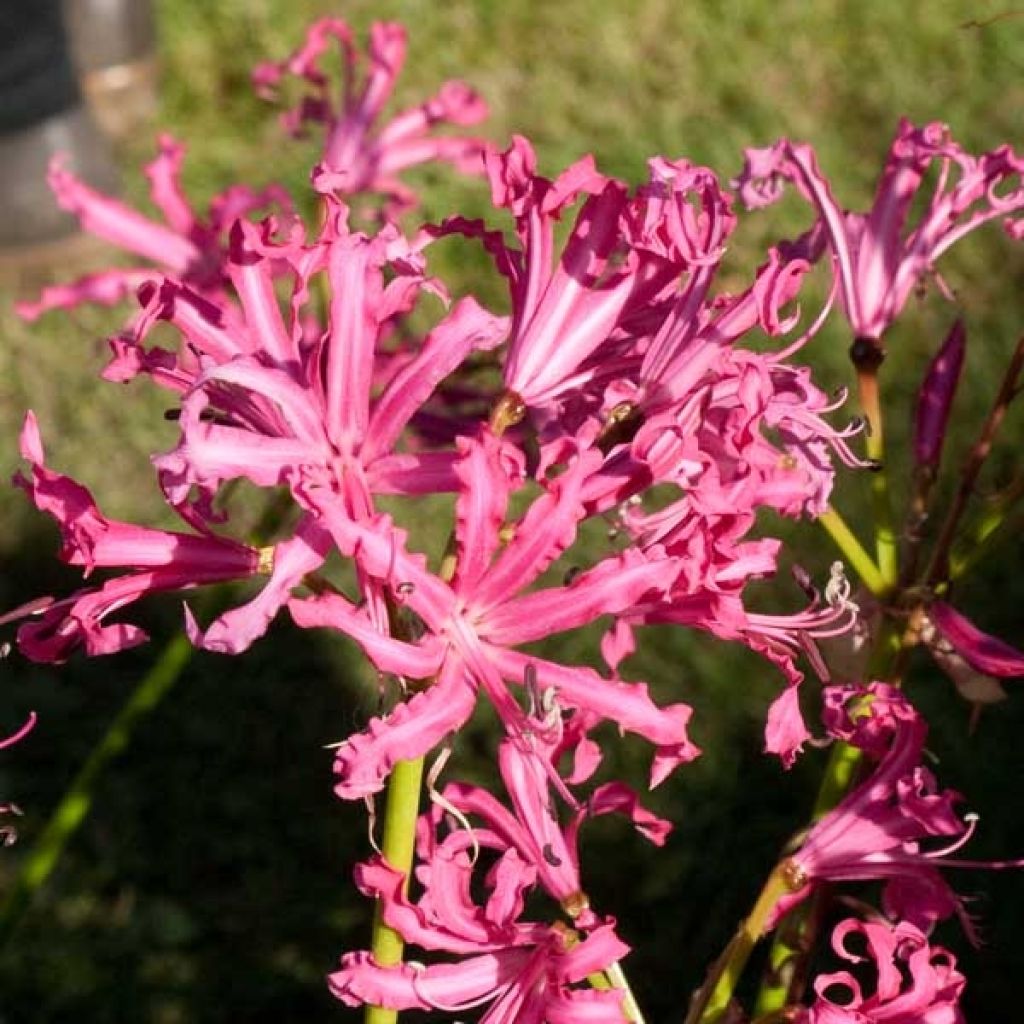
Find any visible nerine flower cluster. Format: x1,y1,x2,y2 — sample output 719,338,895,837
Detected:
6,16,1024,1022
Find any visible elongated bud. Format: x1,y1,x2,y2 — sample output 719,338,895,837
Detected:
913,319,966,470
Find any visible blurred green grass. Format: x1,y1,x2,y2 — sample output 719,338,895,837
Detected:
1,1,1024,1020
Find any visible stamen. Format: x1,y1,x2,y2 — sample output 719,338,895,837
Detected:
364,795,382,856
0,711,37,750
924,813,980,859
257,546,276,575
426,745,479,866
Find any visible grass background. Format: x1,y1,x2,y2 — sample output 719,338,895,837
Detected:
1,0,1024,1020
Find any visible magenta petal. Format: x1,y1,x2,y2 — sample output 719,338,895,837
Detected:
556,922,631,985
366,451,461,495
227,220,299,367
913,319,966,469
363,297,509,460
588,782,672,846
48,157,200,274
764,683,811,768
330,948,529,1012
288,592,444,679
929,601,1024,677
545,987,629,1024
491,649,699,786
472,450,600,614
191,520,329,654
15,269,157,321
483,548,680,646
451,432,524,596
332,659,476,799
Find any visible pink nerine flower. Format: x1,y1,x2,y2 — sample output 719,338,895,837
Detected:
772,684,1022,939
440,731,671,925
734,119,1024,340
803,918,965,1024
331,821,630,1020
444,139,725,417
290,433,698,798
16,136,290,321
5,412,322,661
253,18,489,210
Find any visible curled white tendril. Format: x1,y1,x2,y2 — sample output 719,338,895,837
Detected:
364,794,383,856
426,743,479,866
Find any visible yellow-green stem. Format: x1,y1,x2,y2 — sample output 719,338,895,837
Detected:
364,755,425,1024
606,960,646,1023
685,867,790,1024
816,506,886,597
856,366,898,591
0,633,193,947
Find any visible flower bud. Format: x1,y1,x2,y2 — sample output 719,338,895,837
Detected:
913,318,966,470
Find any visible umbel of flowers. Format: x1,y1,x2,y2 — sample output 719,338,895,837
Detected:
4,15,1024,1024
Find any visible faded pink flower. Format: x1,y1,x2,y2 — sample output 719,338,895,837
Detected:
16,137,290,320
253,18,489,211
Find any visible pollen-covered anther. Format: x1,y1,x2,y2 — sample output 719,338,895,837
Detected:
489,390,526,435
561,890,590,919
257,545,276,575
550,919,580,950
778,454,799,471
498,521,517,544
780,857,808,892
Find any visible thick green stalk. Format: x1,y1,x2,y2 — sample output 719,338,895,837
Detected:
816,506,886,597
0,633,193,947
684,867,790,1024
364,755,425,1024
752,741,862,1017
855,360,898,591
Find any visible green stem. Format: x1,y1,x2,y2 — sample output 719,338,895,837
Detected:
364,755,425,1024
816,506,887,597
605,960,646,1023
752,739,862,1017
0,633,193,947
856,364,899,591
685,867,790,1024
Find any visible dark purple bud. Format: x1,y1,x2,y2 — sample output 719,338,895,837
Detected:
913,319,966,469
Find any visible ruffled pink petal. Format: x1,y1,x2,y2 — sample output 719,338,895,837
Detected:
330,948,529,1012
764,682,812,768
15,268,157,321
482,548,679,646
450,432,525,596
544,986,629,1024
472,449,600,614
588,782,672,846
188,518,329,654
363,297,509,460
490,649,699,787
288,591,444,679
48,157,200,275
331,658,476,799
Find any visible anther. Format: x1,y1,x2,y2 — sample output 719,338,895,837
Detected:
257,546,276,575
781,858,809,892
